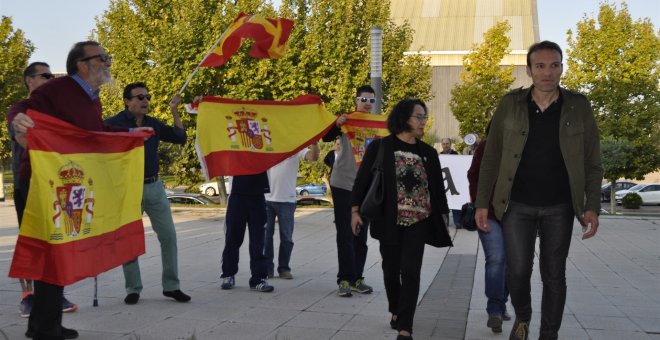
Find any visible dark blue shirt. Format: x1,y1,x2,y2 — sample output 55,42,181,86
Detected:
231,173,270,195
105,110,186,178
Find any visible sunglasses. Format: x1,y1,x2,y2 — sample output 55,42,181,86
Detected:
130,94,152,101
357,97,376,104
32,73,55,80
79,54,112,63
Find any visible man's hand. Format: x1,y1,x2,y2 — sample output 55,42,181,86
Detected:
12,112,34,134
475,208,491,232
170,94,182,114
336,113,348,128
132,126,154,140
581,210,599,240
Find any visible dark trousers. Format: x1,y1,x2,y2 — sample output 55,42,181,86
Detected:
502,201,574,340
28,281,65,340
14,186,27,225
380,219,428,334
221,194,269,287
331,186,368,284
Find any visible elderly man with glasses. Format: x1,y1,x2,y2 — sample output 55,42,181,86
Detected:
10,41,152,340
105,83,190,305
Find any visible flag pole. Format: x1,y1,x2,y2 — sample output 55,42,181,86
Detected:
93,276,99,307
177,34,224,95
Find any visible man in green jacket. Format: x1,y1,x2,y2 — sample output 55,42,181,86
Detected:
475,41,603,340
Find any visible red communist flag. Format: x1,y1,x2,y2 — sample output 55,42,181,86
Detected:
200,12,294,67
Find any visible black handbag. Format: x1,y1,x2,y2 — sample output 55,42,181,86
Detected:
460,202,478,231
359,141,385,219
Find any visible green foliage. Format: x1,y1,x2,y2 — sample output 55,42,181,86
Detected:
93,0,431,185
0,16,34,163
449,21,514,140
621,192,642,209
563,2,660,180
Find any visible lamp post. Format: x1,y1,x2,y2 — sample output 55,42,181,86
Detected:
370,26,383,114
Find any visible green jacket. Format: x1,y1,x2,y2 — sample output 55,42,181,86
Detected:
475,87,603,223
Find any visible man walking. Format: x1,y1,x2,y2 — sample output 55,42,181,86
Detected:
475,40,602,340
322,85,377,297
265,143,319,279
439,137,462,229
7,62,79,320
105,82,191,305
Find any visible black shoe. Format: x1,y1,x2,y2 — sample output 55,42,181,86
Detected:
390,316,398,330
487,314,503,333
503,311,512,321
26,326,79,339
396,334,413,340
163,289,191,302
124,293,140,305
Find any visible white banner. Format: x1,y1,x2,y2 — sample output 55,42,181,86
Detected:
438,155,473,210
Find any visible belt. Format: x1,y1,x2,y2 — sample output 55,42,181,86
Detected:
144,175,159,184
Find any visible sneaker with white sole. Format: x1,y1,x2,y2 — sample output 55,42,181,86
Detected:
19,295,33,318
221,276,235,290
337,280,352,297
62,296,78,313
250,279,274,292
351,278,373,294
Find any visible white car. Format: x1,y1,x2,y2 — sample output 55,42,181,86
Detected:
615,183,660,205
199,177,232,196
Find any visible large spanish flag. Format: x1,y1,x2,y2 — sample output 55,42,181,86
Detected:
196,94,336,178
9,110,148,286
200,12,294,67
341,111,389,167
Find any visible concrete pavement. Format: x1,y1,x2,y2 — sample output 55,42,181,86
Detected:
0,201,659,339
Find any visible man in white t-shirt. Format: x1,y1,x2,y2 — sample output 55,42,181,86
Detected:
265,143,319,279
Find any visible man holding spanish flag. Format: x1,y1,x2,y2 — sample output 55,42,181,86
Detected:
11,41,152,340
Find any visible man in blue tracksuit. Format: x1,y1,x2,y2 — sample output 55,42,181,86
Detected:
220,173,274,292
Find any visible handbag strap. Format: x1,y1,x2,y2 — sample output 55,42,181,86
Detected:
371,139,385,171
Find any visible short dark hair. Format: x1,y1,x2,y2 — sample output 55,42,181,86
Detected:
123,82,148,100
387,98,427,135
527,40,563,67
355,85,375,97
66,41,101,75
23,62,50,89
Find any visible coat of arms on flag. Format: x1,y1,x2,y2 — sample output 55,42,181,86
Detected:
50,161,95,239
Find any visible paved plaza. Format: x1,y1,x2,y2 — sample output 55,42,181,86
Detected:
0,201,659,339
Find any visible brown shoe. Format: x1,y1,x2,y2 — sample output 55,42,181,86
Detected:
279,271,293,279
509,319,529,340
487,314,503,333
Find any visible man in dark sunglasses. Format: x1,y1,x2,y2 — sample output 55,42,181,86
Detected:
105,83,190,305
6,61,80,323
9,41,153,340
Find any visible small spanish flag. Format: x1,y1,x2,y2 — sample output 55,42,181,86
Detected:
200,12,294,67
9,110,148,286
341,112,389,167
196,94,336,178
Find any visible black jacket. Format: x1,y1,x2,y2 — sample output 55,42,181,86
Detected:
351,135,453,248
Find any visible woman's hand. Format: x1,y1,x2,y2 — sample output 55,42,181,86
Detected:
351,211,363,236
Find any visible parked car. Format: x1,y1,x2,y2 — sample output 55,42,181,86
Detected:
199,177,232,196
296,196,333,206
295,183,327,196
167,193,217,205
601,181,637,202
615,183,660,205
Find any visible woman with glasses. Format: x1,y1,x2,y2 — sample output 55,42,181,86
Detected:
350,99,452,340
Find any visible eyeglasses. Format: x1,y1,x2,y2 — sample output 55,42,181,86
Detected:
130,94,152,101
79,54,112,63
31,73,55,80
357,97,376,104
411,114,429,121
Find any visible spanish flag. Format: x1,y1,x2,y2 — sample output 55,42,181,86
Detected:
341,112,389,167
196,94,336,178
200,12,294,67
9,110,148,286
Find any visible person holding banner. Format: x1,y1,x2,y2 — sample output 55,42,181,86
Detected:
439,138,463,229
11,41,152,340
350,99,452,340
321,85,376,297
105,82,191,305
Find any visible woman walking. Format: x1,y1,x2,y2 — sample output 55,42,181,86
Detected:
350,99,453,340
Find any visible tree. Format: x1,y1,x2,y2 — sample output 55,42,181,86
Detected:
94,0,432,186
0,16,34,165
563,2,660,185
449,21,514,142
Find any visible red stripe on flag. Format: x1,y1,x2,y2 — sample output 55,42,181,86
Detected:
27,110,149,154
9,220,145,286
345,118,388,129
201,94,323,106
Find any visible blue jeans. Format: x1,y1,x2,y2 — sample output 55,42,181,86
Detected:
451,209,462,228
265,201,296,274
478,219,509,316
502,201,574,340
